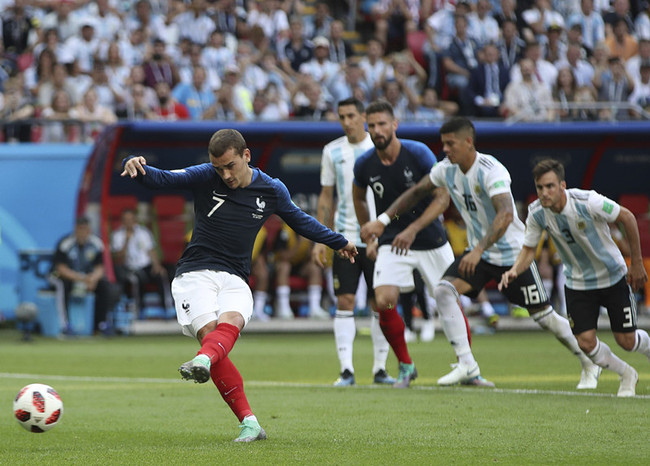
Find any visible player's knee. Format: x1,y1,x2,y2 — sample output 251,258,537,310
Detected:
336,294,355,311
433,280,458,304
614,332,636,352
576,333,597,353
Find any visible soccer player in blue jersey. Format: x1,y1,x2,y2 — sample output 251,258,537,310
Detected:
354,101,488,388
312,97,395,387
500,159,649,397
121,129,357,442
363,116,599,389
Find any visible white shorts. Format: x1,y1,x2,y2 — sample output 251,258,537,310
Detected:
171,270,253,338
373,243,455,295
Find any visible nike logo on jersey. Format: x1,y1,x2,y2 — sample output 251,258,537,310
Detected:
370,175,381,182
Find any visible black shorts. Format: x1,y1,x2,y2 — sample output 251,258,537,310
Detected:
565,277,637,334
444,251,549,307
332,247,374,296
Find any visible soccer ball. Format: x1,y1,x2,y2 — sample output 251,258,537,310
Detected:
13,383,63,433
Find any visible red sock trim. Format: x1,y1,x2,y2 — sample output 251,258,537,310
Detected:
199,322,240,363
211,357,253,422
378,306,412,364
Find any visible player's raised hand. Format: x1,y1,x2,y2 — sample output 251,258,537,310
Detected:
360,220,385,244
312,243,329,268
498,269,518,291
121,156,148,178
337,242,358,263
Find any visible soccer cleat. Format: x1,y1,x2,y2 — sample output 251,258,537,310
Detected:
310,307,331,320
617,365,638,398
179,354,211,384
438,362,493,387
404,328,417,343
393,362,417,388
576,363,602,390
234,417,267,442
511,306,530,318
333,369,355,386
276,305,294,320
420,319,435,342
373,369,396,385
487,314,500,329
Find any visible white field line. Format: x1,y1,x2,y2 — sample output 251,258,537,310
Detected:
1,372,648,399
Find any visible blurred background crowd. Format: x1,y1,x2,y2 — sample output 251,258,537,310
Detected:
1,0,649,144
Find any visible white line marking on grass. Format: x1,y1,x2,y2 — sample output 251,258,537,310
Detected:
1,373,648,399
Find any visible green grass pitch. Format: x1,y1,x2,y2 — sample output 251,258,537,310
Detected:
1,328,648,465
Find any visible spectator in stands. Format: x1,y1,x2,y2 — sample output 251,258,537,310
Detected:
280,16,314,77
148,81,190,121
84,61,121,113
62,18,100,75
380,78,410,119
468,43,510,117
173,0,216,47
328,19,353,65
143,38,180,90
567,0,606,54
125,0,166,44
32,28,65,66
593,56,635,120
111,208,172,315
37,62,77,109
85,0,123,44
331,61,372,104
303,1,333,40
510,40,558,90
202,30,236,82
494,0,528,35
544,24,567,64
258,49,294,100
390,50,428,98
425,0,472,51
123,82,154,120
555,41,596,87
24,48,56,99
521,0,565,44
468,0,500,48
292,76,336,120
50,216,120,334
603,0,636,37
221,63,254,119
497,18,527,72
628,60,650,117
358,37,393,101
552,66,597,120
103,43,130,113
605,17,638,62
41,89,79,142
40,0,77,43
298,36,342,100
236,40,269,98
178,42,220,91
370,0,420,54
247,0,290,48
442,13,480,114
637,1,650,40
502,57,555,121
403,86,458,122
118,27,148,68
627,39,650,82
70,86,118,142
171,65,216,121
0,74,34,142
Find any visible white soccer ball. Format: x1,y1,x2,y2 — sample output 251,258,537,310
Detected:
13,383,63,433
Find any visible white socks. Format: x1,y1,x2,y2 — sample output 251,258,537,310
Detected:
533,306,592,368
433,281,476,367
633,329,650,358
371,311,390,374
276,285,290,310
308,285,322,313
253,291,268,318
334,310,355,373
588,339,629,376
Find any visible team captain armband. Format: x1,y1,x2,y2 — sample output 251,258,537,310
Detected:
377,213,391,226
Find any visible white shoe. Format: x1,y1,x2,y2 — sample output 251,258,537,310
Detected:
310,307,331,320
437,361,495,387
576,363,601,390
420,319,435,342
276,305,294,320
404,328,417,343
617,365,638,397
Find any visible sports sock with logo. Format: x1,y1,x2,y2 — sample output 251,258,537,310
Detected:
378,305,412,364
210,356,253,422
199,322,240,363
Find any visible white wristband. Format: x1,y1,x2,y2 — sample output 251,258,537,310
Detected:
377,213,391,226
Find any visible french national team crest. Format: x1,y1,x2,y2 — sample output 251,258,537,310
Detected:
256,197,266,212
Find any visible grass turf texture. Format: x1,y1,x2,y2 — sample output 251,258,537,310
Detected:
1,329,648,464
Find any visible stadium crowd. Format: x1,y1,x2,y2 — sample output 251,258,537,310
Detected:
1,0,650,143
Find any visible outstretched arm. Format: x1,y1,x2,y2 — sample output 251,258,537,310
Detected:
459,192,514,277
121,156,148,178
498,245,536,291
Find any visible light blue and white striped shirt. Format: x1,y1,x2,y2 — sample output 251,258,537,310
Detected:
321,133,375,246
429,152,524,266
524,189,627,290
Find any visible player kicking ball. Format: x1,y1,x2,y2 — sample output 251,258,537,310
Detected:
122,129,357,441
